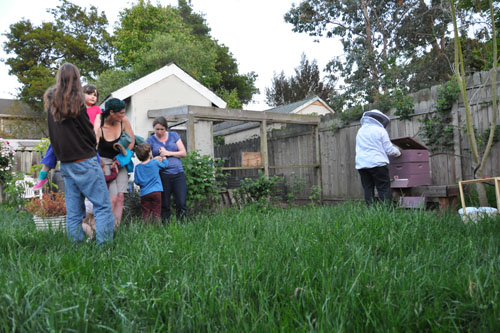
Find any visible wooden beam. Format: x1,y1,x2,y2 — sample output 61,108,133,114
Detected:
187,114,195,152
148,105,321,125
260,119,269,177
268,164,320,169
315,125,323,202
222,166,263,171
221,164,320,171
458,177,500,217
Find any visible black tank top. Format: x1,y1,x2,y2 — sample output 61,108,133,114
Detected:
98,121,122,159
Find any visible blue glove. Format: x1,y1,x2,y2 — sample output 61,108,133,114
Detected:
114,147,133,171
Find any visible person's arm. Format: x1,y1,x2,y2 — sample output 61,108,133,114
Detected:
158,158,169,169
105,166,118,182
381,130,401,157
159,138,187,158
95,122,102,146
93,114,101,142
133,169,142,186
122,117,135,150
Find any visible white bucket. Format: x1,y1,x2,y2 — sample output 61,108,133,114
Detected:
458,207,498,223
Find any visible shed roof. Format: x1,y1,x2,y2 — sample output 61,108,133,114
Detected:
104,63,227,108
266,95,334,114
0,99,37,117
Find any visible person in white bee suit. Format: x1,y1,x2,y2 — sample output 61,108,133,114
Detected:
355,110,401,205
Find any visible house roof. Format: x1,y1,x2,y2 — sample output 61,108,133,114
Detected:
213,96,329,137
105,63,227,108
0,99,38,117
266,95,334,114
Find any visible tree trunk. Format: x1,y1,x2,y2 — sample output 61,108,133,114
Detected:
360,0,379,97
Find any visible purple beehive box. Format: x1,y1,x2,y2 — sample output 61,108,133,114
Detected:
389,137,431,188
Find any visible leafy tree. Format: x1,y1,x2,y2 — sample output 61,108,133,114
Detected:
133,34,220,86
109,0,257,106
456,0,500,71
177,0,210,37
284,1,478,106
112,0,186,68
265,54,334,107
2,0,112,121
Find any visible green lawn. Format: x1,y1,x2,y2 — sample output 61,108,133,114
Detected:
1,203,500,331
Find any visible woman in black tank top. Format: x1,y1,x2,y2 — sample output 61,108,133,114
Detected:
97,122,122,159
96,98,135,229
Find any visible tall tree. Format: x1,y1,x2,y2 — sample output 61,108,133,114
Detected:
3,0,112,118
284,0,466,106
177,0,210,37
112,0,186,68
265,54,334,107
109,0,257,105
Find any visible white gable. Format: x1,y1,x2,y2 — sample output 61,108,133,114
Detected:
109,63,226,108
290,96,334,115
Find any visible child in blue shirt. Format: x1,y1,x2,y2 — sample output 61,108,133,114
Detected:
134,143,168,223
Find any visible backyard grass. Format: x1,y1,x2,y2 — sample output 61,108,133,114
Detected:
1,202,500,331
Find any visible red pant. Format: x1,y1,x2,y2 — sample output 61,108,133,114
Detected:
141,191,162,222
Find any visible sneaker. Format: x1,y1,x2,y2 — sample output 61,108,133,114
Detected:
33,178,48,190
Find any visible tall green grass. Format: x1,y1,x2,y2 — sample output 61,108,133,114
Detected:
1,203,500,331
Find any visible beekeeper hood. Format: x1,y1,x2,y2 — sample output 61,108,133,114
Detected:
360,109,390,128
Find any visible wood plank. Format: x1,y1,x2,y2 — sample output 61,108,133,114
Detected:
411,185,459,197
149,105,321,125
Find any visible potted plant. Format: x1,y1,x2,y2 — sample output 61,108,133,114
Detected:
25,191,66,231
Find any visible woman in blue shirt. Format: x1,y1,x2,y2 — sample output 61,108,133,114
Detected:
146,116,187,221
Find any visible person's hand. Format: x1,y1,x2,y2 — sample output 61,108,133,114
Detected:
154,156,163,162
395,148,402,157
159,147,168,157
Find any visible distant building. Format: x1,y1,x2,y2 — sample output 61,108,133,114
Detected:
214,96,334,144
101,62,227,141
0,99,45,139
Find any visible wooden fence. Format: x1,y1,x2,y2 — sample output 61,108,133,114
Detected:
216,68,500,202
215,124,318,199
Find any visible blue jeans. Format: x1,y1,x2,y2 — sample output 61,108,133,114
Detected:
60,156,114,244
160,172,187,221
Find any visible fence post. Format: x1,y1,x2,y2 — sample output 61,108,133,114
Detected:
260,120,269,178
315,125,323,202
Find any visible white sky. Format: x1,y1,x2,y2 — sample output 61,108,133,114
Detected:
0,0,341,110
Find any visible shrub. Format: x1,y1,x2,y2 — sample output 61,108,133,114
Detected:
238,171,283,204
183,150,226,215
0,138,15,185
25,191,66,217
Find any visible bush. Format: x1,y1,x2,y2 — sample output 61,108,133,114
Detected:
25,191,66,217
237,171,283,205
183,150,226,215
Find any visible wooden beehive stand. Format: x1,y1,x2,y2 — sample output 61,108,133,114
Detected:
458,177,500,217
388,137,460,210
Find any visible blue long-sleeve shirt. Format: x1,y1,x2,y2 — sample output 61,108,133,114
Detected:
134,159,169,196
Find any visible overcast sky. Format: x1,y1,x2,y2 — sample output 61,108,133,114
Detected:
0,0,341,110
